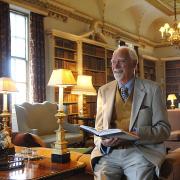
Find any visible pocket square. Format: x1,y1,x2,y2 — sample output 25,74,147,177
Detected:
140,105,149,109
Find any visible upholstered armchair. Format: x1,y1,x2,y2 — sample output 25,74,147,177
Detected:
14,101,83,147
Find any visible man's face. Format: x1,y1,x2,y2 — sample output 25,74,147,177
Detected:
111,48,136,84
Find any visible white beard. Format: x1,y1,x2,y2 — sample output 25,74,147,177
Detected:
113,69,124,82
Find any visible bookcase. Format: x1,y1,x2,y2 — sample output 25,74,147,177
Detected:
143,59,156,81
82,42,106,117
106,49,114,83
165,60,180,108
53,36,79,122
49,30,160,121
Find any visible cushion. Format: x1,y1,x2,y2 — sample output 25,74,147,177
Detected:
168,130,180,141
12,132,45,147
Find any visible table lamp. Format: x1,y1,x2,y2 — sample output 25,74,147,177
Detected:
71,75,96,117
0,77,17,156
48,69,76,163
167,94,177,109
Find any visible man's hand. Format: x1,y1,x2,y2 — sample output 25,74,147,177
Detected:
101,137,126,147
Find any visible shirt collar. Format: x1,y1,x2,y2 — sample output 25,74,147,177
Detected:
118,77,135,95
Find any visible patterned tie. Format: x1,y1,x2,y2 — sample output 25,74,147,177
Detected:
120,86,129,102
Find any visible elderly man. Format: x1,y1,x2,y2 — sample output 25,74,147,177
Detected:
91,46,171,180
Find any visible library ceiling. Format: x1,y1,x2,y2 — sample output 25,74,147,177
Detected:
6,0,180,47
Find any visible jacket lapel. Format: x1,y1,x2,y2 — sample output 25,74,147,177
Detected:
104,81,117,128
129,78,146,131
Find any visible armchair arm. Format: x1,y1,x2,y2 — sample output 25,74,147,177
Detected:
160,148,180,179
29,129,39,135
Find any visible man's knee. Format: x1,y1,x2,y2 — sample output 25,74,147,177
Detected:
94,163,123,180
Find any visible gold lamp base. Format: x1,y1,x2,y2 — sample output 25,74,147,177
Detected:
51,110,70,163
170,104,175,109
0,111,15,158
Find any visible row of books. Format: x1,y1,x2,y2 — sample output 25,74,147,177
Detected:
66,104,78,114
166,61,180,69
55,59,77,72
166,77,180,83
166,69,180,76
107,75,114,82
107,50,113,59
106,67,113,74
84,70,106,86
64,94,78,103
107,58,112,67
83,56,105,71
83,43,105,57
86,96,97,103
55,37,77,50
86,103,96,118
55,49,76,60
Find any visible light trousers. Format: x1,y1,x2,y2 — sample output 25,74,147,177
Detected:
94,147,155,180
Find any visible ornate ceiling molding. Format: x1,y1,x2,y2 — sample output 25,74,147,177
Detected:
145,0,173,15
5,0,171,48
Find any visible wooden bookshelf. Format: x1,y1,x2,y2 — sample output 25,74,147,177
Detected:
54,36,79,121
48,30,162,120
106,49,114,83
143,59,156,81
82,42,106,117
165,60,180,108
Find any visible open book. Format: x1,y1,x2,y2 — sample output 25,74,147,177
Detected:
80,125,139,141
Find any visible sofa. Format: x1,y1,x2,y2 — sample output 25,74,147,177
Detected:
15,101,83,147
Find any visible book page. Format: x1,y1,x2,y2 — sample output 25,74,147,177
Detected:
80,125,139,141
80,125,99,136
99,129,122,136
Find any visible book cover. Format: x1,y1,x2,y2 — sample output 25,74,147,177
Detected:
80,125,139,141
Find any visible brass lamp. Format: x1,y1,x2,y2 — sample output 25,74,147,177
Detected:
71,75,96,117
167,94,177,109
48,69,76,163
0,77,17,156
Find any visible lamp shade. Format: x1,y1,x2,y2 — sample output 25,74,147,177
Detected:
48,69,76,87
167,94,177,101
0,77,17,93
71,75,97,96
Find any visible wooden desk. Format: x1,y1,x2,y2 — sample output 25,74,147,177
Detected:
0,147,85,180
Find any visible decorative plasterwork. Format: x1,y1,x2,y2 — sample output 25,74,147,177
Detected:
4,0,172,48
146,0,180,15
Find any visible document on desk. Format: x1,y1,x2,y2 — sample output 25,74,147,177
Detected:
80,125,139,141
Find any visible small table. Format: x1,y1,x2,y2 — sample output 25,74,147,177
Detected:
0,147,86,180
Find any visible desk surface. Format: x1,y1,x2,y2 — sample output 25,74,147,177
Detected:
0,147,85,180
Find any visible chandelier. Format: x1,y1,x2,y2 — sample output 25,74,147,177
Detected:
159,0,180,46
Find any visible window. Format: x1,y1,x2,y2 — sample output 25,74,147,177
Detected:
10,11,28,105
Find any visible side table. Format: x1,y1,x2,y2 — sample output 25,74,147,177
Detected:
0,146,86,180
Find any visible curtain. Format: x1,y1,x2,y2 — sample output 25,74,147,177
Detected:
0,1,11,112
29,12,46,103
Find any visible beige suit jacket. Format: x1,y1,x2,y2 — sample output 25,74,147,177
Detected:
91,78,171,176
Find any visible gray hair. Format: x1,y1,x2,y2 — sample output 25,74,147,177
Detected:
114,46,138,65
